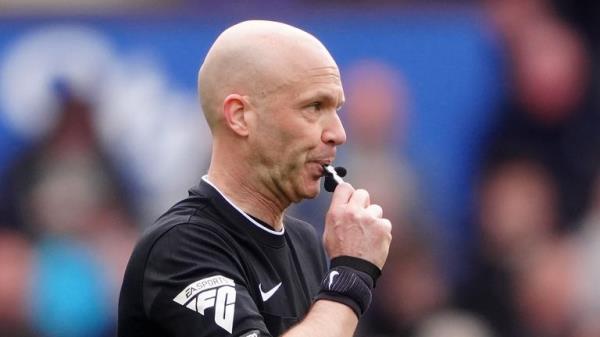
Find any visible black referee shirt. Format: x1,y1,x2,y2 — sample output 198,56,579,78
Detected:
118,176,328,337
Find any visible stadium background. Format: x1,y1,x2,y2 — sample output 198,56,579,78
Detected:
0,1,599,336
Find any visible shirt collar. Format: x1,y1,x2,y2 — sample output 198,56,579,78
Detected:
199,175,285,236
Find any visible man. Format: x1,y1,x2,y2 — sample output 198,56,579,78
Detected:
118,20,392,337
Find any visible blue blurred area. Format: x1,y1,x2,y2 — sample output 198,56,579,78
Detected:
32,237,110,337
0,10,503,257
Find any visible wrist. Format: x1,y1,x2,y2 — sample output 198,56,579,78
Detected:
314,264,376,318
330,256,381,286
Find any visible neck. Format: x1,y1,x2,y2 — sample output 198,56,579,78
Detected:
207,146,288,231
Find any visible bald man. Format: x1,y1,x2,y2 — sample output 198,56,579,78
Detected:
118,20,392,337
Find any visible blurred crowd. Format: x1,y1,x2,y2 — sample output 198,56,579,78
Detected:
1,0,600,337
358,1,600,337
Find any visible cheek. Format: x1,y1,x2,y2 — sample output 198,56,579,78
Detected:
273,129,317,159
253,111,322,168
250,118,285,161
280,142,309,172
250,128,304,172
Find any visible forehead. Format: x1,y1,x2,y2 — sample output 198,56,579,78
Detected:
286,65,344,100
254,38,344,103
303,66,342,83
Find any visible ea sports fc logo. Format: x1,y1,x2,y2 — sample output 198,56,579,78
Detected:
173,275,237,333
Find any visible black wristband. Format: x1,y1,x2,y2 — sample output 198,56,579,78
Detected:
330,256,382,287
314,266,374,318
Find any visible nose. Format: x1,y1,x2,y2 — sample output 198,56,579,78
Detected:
322,112,347,146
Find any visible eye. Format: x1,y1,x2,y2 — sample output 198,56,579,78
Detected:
308,102,322,111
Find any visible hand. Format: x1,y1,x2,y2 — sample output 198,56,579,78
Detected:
323,182,392,270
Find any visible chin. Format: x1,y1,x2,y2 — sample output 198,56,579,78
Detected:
303,189,320,200
302,181,321,200
292,171,321,201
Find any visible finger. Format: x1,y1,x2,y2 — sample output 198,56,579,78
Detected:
379,218,392,232
348,189,370,208
330,182,354,207
366,204,383,218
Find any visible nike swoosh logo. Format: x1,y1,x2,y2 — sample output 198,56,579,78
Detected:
328,271,339,290
259,282,282,302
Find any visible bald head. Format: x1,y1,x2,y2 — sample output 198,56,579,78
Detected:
198,20,338,132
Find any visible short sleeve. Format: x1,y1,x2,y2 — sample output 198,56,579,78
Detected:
143,223,271,337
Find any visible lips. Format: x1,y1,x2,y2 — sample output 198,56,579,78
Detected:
307,159,334,177
306,150,336,178
309,157,334,166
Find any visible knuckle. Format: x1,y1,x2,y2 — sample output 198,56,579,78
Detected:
356,189,370,199
383,228,392,240
357,209,374,222
370,204,383,216
347,209,361,222
367,212,380,224
355,188,368,195
327,205,344,218
376,219,392,235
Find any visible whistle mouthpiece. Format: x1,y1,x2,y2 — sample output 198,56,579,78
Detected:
323,164,346,192
324,165,344,184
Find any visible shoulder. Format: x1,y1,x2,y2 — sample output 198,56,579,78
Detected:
144,206,242,276
141,193,233,253
137,219,270,336
140,219,249,317
128,196,242,285
150,222,235,259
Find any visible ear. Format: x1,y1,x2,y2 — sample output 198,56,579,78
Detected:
222,94,250,137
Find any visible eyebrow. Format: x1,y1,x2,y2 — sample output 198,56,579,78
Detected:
297,90,344,109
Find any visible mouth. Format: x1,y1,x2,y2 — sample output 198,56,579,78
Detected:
307,159,334,177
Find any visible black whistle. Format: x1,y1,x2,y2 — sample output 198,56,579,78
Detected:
322,165,347,192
